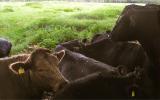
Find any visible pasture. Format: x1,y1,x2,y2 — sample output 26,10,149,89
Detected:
0,1,126,54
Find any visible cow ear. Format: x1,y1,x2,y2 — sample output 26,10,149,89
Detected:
9,62,29,75
54,50,65,63
130,15,136,27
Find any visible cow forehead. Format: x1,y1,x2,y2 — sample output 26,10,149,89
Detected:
30,49,51,59
23,49,60,67
32,48,51,55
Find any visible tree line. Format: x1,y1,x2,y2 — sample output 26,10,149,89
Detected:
0,0,159,4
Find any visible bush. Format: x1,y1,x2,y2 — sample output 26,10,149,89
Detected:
25,2,42,8
39,39,56,49
1,6,14,12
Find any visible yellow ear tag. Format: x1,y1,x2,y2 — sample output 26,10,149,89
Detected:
131,90,135,97
18,67,25,75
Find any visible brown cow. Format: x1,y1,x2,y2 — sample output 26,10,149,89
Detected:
0,48,68,99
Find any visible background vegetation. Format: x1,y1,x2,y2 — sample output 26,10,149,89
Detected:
0,0,159,3
0,2,140,54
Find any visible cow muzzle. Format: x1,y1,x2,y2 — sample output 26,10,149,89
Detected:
53,80,68,93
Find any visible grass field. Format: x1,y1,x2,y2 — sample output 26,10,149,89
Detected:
0,1,126,54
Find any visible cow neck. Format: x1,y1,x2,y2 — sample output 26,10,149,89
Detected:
9,69,42,98
18,70,32,94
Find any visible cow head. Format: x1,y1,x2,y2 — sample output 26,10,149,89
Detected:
9,48,68,93
111,8,137,42
55,40,85,53
0,38,12,58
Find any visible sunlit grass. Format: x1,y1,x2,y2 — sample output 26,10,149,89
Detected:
0,1,126,54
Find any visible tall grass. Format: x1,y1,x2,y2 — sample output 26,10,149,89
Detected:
0,2,125,54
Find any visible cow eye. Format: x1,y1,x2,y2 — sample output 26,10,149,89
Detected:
37,69,44,72
37,69,50,73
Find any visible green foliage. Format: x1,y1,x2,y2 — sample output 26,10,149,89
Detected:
1,5,14,12
39,38,56,49
0,2,125,54
25,2,42,8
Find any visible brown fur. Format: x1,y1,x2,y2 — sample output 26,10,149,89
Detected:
0,48,68,99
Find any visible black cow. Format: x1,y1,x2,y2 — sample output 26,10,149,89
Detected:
55,68,154,99
91,30,110,43
0,48,68,99
54,49,126,81
55,39,84,52
0,38,12,58
55,38,149,73
110,4,160,97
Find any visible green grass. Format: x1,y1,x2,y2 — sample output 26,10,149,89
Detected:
0,1,126,54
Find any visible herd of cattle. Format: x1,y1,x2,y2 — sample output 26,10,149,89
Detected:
0,4,160,99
